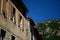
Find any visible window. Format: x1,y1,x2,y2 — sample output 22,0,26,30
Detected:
12,7,16,24
19,16,24,31
20,16,22,28
11,35,15,40
1,29,6,40
10,4,16,24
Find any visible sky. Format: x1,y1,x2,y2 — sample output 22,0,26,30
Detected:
22,0,60,23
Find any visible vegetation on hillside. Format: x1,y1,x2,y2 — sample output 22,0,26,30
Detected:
35,19,60,40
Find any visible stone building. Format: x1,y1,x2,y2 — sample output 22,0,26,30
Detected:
0,0,37,40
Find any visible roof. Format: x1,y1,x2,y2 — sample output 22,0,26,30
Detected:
11,0,28,17
27,18,35,26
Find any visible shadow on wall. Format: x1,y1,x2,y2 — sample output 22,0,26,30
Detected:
33,27,43,40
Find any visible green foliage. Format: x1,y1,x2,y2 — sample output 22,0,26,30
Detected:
36,23,46,32
35,20,60,40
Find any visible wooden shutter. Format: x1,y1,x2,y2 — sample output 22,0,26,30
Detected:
2,0,6,13
18,14,20,27
10,3,13,20
22,17,24,31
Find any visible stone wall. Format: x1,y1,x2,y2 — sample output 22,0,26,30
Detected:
0,0,32,40
0,27,22,40
0,13,31,40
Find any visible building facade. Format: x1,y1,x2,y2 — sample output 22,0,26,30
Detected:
0,0,37,40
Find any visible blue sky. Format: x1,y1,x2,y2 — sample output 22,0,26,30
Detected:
22,0,60,23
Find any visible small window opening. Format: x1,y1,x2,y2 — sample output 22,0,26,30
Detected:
19,16,22,27
10,7,16,24
3,12,6,18
11,35,15,40
13,7,16,24
13,7,15,15
1,29,6,40
20,16,22,21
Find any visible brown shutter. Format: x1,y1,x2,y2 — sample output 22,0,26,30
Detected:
18,14,20,27
22,17,24,31
10,3,13,20
2,0,6,13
